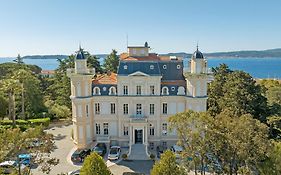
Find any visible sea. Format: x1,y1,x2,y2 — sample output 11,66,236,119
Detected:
0,57,280,79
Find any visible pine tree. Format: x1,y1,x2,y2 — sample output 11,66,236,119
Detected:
103,49,119,73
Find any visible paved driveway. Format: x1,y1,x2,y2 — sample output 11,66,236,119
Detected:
32,122,79,175
32,121,154,175
109,160,154,175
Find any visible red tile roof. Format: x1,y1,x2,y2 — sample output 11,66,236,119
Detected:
93,73,117,85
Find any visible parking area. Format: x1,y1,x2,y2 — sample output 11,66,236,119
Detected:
31,122,152,175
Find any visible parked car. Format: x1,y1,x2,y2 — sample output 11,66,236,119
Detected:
170,145,183,159
68,169,80,175
108,146,121,160
0,160,27,174
156,146,165,158
71,149,91,163
18,154,32,167
91,143,107,156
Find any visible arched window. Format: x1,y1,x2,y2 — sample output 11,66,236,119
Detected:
162,87,169,95
177,86,185,95
93,87,100,95
109,86,116,95
150,65,154,69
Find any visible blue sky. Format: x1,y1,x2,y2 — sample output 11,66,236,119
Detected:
1,0,281,56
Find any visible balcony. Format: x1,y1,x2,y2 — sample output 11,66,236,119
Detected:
129,114,148,122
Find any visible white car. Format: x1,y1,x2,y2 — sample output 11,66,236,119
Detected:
0,161,26,174
68,169,80,175
170,145,183,159
108,146,121,160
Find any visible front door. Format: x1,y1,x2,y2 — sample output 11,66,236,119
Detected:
135,129,143,144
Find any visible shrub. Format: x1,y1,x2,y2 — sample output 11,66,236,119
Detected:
28,118,50,127
122,153,128,160
0,120,13,125
150,153,155,160
16,120,29,125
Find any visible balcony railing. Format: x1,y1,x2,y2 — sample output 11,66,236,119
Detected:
129,114,148,122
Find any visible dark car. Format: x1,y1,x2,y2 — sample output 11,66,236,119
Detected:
156,146,165,158
91,143,107,156
71,149,91,163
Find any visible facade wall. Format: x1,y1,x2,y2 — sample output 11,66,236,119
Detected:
69,50,210,149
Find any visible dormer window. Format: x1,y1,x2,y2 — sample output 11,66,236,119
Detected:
177,65,181,69
109,86,116,95
150,65,154,69
93,87,101,95
171,87,175,91
124,65,128,70
163,65,167,69
162,87,169,95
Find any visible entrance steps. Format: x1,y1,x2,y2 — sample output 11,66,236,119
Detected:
128,144,149,160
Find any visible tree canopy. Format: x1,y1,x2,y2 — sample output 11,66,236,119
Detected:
208,64,268,121
103,49,119,73
80,152,112,175
151,150,185,175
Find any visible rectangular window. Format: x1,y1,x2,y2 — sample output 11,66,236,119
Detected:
136,85,141,95
110,103,116,114
103,123,108,135
95,103,100,114
123,126,128,136
123,85,128,95
136,104,142,115
163,141,167,148
123,104,129,115
150,104,155,115
150,86,155,95
96,123,100,135
163,103,168,114
149,124,155,136
162,123,167,136
86,105,89,117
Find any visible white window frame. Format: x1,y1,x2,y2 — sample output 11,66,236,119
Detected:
110,103,116,114
123,104,129,115
95,103,100,115
163,103,168,114
123,126,128,136
136,85,141,95
150,104,155,115
96,123,101,135
136,104,142,115
93,87,101,95
162,123,167,136
162,87,169,95
109,86,116,95
150,85,155,95
123,85,128,95
149,124,155,136
103,123,109,135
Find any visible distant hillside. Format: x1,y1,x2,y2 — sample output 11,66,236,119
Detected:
22,55,68,60
205,48,281,58
22,54,108,60
162,48,281,58
4,48,281,60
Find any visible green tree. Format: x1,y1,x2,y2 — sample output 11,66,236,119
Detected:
0,92,8,118
151,150,185,175
212,111,269,174
13,54,24,64
80,152,112,175
0,126,59,174
169,111,217,175
258,141,281,175
208,64,268,121
11,69,45,119
103,49,119,73
84,51,103,73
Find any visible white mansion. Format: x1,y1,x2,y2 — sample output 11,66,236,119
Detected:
67,43,211,153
